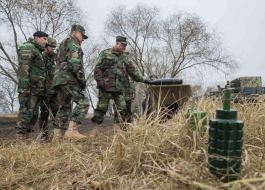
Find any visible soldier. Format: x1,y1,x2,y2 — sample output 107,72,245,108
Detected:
51,24,90,142
37,37,59,142
90,36,151,137
225,81,231,89
123,76,136,122
216,85,221,97
15,31,48,141
114,75,135,123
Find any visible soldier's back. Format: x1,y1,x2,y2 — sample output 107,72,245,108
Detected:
18,39,46,96
53,36,81,87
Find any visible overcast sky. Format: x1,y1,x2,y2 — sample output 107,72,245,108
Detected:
79,0,265,86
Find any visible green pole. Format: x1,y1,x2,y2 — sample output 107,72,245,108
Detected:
223,89,231,110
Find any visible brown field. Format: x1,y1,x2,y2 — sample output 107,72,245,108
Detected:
0,98,265,189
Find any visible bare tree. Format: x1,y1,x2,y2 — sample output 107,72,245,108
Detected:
82,40,103,110
0,89,8,112
16,0,87,39
0,0,87,84
0,77,18,112
104,3,160,77
158,12,238,78
104,4,239,79
191,84,205,96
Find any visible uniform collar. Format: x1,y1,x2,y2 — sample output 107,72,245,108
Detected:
112,47,130,58
27,38,45,52
44,49,55,57
69,34,81,45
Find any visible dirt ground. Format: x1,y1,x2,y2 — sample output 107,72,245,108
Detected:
0,115,114,141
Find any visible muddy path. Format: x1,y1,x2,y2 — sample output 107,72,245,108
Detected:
0,115,114,141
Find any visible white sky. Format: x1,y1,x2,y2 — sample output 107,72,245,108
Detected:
79,0,265,86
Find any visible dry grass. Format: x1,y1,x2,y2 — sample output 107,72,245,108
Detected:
0,113,18,118
1,98,265,189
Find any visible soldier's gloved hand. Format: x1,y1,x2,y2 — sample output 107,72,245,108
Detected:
143,79,152,85
79,80,87,90
98,83,105,90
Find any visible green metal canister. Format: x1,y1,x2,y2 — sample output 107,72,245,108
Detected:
187,109,207,132
208,89,243,182
186,96,207,136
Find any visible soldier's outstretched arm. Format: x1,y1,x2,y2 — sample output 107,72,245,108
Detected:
125,61,147,83
94,51,104,86
17,45,32,94
67,41,85,81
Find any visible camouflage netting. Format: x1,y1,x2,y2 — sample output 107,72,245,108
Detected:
231,76,262,87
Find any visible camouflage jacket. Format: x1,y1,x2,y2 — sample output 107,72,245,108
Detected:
53,35,85,87
124,75,135,101
94,47,146,93
43,50,56,94
17,38,46,96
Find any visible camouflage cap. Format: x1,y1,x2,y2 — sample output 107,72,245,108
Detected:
71,24,88,39
46,37,57,47
116,36,128,45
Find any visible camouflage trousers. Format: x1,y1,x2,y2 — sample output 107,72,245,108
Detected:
53,85,90,129
91,90,126,124
114,100,133,123
38,93,59,135
15,93,42,134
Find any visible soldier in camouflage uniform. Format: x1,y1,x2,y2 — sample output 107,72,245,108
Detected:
37,37,59,142
51,24,89,142
123,75,136,123
90,36,151,137
15,31,49,141
225,81,231,89
114,75,135,123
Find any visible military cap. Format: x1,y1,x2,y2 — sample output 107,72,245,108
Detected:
46,37,57,47
71,24,88,39
33,31,48,37
116,36,128,45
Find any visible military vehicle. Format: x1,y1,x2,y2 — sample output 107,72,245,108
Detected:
230,76,263,103
231,76,262,88
204,90,222,98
